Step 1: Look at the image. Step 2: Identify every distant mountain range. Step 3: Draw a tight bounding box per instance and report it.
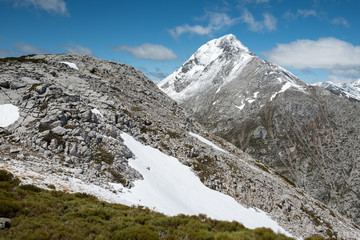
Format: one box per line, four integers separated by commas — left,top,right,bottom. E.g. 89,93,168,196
159,34,360,227
313,80,360,102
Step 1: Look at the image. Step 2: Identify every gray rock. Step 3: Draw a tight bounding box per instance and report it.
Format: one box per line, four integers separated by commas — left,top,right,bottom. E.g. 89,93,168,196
52,126,67,136
10,148,22,154
35,84,47,95
0,218,10,230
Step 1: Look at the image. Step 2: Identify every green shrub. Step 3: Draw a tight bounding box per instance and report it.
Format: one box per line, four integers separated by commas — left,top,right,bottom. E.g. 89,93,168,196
113,225,158,240
19,184,43,192
74,192,97,201
92,144,114,165
0,200,22,218
0,170,20,186
304,236,326,240
214,220,245,232
0,55,47,65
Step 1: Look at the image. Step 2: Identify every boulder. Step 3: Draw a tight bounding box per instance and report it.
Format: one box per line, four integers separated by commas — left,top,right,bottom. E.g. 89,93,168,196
0,218,10,230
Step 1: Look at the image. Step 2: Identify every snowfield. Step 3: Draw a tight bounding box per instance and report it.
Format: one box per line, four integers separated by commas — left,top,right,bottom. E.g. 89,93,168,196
0,104,20,127
189,132,226,153
119,133,291,236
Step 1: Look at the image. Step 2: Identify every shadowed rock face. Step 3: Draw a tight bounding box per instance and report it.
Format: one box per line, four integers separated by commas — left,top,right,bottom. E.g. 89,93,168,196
159,35,360,226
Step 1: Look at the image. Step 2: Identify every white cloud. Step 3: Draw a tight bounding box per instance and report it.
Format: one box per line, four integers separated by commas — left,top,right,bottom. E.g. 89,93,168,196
241,9,277,32
0,49,10,57
14,0,68,15
112,43,178,61
62,45,93,56
14,42,47,54
297,9,317,18
331,17,349,27
284,9,317,19
169,25,211,38
168,12,239,38
263,38,360,83
149,72,167,79
263,13,277,31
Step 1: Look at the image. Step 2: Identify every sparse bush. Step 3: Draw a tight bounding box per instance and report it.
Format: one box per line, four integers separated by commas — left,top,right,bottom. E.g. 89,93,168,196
167,130,181,139
19,184,42,192
304,236,326,240
113,225,158,240
92,144,114,165
0,55,47,65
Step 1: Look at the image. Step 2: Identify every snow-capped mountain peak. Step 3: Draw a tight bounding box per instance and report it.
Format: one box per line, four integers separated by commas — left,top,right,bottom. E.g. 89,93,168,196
352,78,360,90
158,34,255,102
313,80,360,102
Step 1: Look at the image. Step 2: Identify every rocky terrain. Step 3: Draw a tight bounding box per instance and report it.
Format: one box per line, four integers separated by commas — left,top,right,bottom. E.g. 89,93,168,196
0,54,359,238
313,80,360,102
159,34,360,229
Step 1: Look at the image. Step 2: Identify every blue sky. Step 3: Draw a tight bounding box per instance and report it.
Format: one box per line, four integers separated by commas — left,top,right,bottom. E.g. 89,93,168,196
0,0,359,84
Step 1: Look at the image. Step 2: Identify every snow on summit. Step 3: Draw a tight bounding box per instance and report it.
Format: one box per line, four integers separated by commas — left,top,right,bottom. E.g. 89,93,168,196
158,34,254,103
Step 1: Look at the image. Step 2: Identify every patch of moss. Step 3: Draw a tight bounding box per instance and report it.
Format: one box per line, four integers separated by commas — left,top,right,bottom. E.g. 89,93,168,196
275,172,296,187
131,106,142,112
42,131,65,148
184,144,194,149
166,130,181,139
108,168,126,186
160,142,170,151
28,83,43,92
254,162,270,173
92,144,114,165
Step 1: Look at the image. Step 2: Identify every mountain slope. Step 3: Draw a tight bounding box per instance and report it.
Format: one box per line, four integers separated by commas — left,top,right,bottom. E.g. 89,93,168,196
159,35,360,227
1,54,359,238
313,80,360,102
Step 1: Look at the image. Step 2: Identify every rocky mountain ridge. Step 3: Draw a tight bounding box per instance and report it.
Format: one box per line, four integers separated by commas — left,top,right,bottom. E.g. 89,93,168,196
0,54,359,238
313,80,360,102
159,35,360,228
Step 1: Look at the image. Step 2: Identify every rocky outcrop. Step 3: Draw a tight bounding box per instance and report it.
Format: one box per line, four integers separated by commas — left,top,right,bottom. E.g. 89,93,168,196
0,54,359,238
159,35,360,229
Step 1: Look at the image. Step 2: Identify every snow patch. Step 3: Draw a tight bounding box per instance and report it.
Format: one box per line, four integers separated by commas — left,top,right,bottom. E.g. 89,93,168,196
91,108,103,118
270,82,305,101
189,132,226,153
61,61,79,70
0,104,20,127
120,133,290,235
235,100,246,111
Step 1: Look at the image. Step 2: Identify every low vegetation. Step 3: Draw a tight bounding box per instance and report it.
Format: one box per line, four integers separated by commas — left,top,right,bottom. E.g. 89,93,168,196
0,169,309,240
0,55,47,65
92,144,114,165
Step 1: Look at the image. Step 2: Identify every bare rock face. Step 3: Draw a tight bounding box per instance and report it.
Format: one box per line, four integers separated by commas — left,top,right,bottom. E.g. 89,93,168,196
159,34,360,228
0,53,359,238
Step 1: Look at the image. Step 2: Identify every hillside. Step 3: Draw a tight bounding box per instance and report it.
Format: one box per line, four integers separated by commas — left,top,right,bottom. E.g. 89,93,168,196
159,34,360,229
0,54,359,238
